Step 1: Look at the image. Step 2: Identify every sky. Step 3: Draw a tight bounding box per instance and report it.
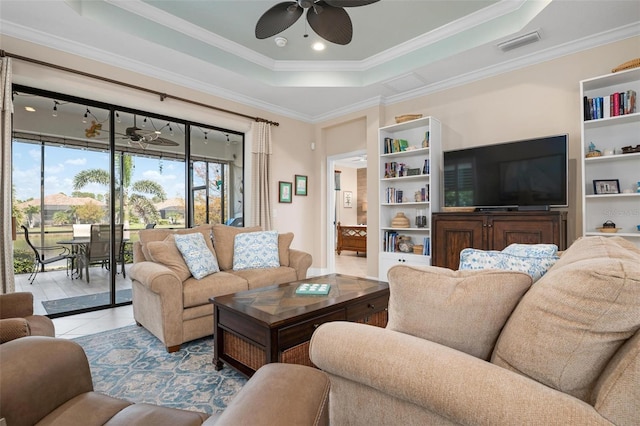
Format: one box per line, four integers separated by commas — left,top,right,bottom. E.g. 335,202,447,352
12,141,186,202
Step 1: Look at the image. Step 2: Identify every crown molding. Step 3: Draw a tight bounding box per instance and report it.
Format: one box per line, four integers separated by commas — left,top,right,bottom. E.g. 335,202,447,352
317,22,640,122
0,20,311,122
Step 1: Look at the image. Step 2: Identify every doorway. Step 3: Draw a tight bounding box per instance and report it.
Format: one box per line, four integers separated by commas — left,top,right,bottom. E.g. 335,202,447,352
326,150,367,276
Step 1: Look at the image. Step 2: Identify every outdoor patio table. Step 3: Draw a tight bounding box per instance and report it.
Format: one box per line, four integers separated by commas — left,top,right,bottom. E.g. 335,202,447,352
56,238,89,279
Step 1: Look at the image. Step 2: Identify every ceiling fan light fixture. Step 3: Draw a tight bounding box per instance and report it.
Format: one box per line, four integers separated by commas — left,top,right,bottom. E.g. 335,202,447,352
312,42,325,51
275,36,288,47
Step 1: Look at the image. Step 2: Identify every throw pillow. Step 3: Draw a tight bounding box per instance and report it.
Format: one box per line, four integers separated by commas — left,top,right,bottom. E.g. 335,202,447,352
233,231,280,271
174,233,220,279
145,234,191,281
459,248,558,282
387,265,533,360
491,237,640,401
502,243,558,257
278,232,294,267
212,224,262,270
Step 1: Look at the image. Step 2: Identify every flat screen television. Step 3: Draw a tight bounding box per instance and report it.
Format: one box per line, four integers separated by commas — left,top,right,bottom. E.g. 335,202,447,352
443,134,568,209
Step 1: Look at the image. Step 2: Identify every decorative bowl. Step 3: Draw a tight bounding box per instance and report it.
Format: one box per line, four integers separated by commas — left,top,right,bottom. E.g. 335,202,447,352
596,227,621,233
395,114,423,124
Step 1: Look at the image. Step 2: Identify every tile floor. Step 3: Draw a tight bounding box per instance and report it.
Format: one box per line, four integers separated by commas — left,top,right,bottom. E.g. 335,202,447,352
48,252,368,339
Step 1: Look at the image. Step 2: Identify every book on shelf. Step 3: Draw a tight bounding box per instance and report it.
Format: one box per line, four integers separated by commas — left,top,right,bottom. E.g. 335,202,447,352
422,237,431,256
383,138,411,154
383,231,398,252
584,90,636,121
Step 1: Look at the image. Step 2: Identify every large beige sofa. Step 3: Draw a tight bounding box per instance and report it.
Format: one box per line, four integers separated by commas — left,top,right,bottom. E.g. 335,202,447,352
130,224,312,352
310,236,640,425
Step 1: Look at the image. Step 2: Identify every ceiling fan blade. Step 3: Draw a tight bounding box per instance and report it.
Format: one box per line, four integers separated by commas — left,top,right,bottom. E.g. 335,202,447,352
324,0,380,7
307,2,352,45
146,137,179,147
255,2,303,39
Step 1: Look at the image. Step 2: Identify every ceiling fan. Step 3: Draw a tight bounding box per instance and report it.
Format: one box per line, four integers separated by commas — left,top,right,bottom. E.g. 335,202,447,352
255,0,380,46
122,116,179,149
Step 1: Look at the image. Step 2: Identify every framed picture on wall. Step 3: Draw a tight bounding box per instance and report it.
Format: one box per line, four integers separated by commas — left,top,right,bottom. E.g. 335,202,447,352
279,181,292,203
295,175,307,196
343,191,353,208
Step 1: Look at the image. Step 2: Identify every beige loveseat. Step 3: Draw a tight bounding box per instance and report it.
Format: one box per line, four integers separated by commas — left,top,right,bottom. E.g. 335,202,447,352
310,236,640,425
130,224,312,352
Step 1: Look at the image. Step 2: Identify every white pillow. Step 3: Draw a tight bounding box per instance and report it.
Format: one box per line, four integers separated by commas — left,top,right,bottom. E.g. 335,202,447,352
459,248,558,282
174,233,220,279
233,230,280,271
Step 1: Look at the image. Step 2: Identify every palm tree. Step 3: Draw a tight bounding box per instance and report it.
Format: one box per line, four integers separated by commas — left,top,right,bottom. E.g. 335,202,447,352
73,154,167,224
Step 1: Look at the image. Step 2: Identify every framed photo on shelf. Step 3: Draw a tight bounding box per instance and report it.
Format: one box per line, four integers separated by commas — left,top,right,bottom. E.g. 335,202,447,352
593,179,620,195
295,175,308,196
343,191,353,208
279,181,292,203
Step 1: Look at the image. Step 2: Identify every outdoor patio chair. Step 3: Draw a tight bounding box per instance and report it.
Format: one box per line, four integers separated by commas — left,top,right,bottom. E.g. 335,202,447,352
77,224,125,283
21,226,73,285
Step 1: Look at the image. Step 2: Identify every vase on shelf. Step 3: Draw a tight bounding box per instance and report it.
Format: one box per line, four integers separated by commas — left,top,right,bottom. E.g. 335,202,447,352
391,212,410,228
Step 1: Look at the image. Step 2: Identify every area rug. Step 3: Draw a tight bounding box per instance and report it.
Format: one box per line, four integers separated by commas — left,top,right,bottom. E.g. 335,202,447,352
42,289,132,314
73,325,247,415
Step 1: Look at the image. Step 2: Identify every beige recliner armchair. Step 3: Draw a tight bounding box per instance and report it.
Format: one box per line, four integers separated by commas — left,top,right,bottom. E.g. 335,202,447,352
0,292,55,343
0,336,330,426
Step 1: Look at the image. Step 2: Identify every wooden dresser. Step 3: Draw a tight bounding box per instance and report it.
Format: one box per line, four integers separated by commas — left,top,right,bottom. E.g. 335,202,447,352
432,211,567,270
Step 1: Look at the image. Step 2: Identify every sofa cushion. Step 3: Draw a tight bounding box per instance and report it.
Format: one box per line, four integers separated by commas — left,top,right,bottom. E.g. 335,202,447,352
212,224,262,270
491,236,640,401
174,233,220,280
145,234,191,282
138,225,215,262
278,233,294,267
459,248,559,282
183,271,249,308
233,231,280,271
229,267,298,290
386,265,533,360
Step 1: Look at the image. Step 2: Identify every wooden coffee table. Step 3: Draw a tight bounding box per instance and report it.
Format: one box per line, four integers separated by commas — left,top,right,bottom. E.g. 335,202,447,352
210,273,389,377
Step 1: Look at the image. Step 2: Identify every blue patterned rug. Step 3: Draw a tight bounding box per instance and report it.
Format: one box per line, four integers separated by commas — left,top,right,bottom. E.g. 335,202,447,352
73,325,247,415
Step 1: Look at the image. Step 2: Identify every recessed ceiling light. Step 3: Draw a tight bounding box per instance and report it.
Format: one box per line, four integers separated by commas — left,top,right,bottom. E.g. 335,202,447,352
312,42,325,51
24,106,36,112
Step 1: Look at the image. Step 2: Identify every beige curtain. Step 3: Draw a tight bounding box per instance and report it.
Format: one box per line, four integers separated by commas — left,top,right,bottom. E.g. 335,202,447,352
250,121,273,230
1,57,15,294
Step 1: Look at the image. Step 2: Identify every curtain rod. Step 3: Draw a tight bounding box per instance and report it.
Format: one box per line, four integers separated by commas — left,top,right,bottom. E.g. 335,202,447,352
1,50,279,126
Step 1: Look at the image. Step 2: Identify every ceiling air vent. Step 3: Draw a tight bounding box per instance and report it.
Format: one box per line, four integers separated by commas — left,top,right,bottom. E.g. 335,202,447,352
497,30,541,52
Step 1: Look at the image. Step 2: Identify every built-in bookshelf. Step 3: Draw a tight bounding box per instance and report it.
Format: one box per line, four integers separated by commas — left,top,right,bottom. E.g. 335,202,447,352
580,67,640,248
378,117,441,281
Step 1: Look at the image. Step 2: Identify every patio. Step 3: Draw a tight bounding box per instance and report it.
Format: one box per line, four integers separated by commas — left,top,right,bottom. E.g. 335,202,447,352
14,263,132,316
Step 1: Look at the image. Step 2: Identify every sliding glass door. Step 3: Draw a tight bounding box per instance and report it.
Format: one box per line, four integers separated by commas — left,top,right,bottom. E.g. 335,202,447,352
11,86,244,317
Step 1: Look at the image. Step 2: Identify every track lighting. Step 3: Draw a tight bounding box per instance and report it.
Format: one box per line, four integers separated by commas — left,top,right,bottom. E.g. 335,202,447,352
116,112,121,123
82,108,90,123
142,117,147,128
52,101,58,117
204,131,208,144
